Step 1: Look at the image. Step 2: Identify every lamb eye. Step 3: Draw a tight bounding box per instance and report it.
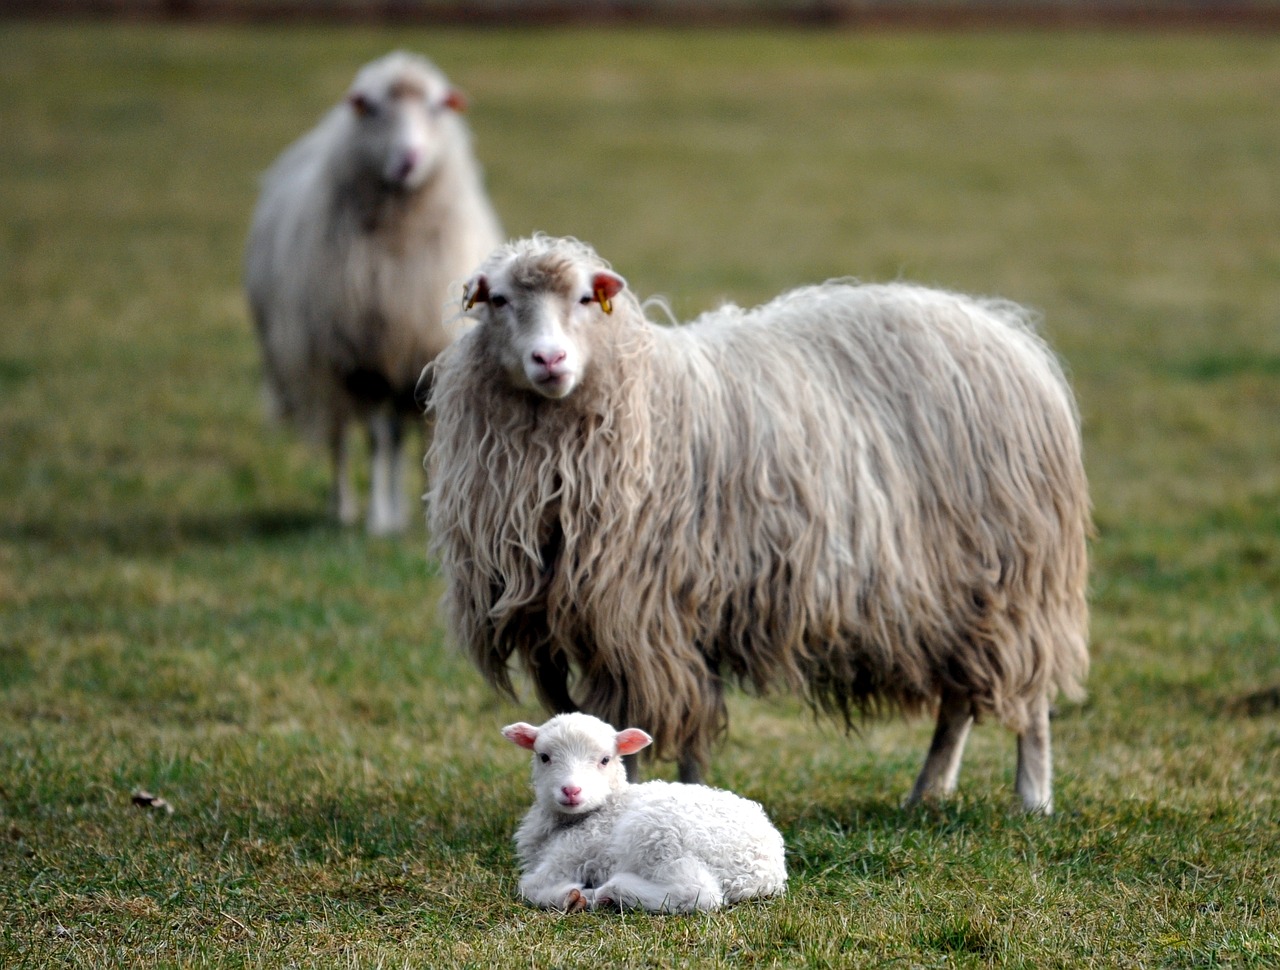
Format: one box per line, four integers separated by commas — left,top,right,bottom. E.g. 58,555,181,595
579,295,592,305
600,756,611,766
490,294,509,309
539,753,550,764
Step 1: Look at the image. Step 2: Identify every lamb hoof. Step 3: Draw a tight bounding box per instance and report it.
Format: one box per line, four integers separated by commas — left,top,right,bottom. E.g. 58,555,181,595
564,888,588,913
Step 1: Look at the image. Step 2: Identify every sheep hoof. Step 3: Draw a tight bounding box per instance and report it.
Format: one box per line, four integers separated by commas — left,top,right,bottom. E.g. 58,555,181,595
564,888,588,913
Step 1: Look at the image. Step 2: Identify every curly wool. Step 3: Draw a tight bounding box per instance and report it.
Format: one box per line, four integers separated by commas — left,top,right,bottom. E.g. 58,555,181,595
506,713,787,913
428,236,1090,773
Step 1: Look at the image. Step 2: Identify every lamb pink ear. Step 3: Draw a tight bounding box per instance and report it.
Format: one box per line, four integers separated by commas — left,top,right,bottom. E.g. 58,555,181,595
591,271,626,315
464,274,489,310
442,88,468,113
615,728,652,756
502,722,540,750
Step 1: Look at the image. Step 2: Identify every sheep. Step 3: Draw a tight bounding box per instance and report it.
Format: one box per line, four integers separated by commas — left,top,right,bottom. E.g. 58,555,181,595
502,712,787,913
426,235,1090,814
245,51,502,534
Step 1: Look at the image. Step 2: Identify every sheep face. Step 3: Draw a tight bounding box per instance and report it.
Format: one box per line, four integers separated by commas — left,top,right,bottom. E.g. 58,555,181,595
463,256,626,400
503,714,651,816
346,54,466,191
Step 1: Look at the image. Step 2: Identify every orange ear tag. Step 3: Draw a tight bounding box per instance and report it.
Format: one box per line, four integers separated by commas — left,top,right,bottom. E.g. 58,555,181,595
595,287,613,315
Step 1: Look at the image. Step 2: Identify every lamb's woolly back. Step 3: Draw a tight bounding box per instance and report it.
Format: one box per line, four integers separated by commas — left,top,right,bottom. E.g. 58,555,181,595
430,236,1089,808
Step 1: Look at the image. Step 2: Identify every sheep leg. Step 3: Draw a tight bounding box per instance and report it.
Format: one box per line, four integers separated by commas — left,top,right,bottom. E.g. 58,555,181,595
677,755,704,785
906,688,974,806
675,673,718,784
366,410,407,535
620,747,700,785
1015,693,1054,815
386,411,408,526
328,414,359,526
587,860,724,913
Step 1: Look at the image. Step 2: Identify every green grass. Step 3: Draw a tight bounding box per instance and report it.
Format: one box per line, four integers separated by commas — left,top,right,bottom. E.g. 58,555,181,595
2,22,1279,968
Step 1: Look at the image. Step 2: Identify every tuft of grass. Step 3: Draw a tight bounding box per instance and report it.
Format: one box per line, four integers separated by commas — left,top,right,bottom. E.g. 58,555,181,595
2,22,1278,968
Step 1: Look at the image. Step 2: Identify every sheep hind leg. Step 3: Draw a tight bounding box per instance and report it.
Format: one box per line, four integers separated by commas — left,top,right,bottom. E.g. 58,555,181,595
366,410,407,536
328,414,359,527
1015,692,1054,815
906,688,974,806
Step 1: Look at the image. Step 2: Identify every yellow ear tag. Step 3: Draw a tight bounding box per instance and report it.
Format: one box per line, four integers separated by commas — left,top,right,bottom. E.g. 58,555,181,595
595,287,613,315
465,292,478,311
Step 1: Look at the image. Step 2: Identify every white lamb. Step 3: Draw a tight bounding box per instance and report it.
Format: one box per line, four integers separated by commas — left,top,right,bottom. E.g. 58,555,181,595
502,713,787,913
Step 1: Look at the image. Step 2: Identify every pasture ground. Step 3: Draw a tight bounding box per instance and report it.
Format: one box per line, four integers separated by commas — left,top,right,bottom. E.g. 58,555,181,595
1,23,1278,968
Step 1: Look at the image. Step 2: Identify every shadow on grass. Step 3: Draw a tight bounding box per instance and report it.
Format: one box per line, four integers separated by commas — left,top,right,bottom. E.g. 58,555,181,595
1,507,333,555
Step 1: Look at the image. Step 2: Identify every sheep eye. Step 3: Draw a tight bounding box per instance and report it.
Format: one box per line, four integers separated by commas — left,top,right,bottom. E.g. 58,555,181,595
539,753,550,764
579,295,592,306
600,756,611,766
490,294,509,309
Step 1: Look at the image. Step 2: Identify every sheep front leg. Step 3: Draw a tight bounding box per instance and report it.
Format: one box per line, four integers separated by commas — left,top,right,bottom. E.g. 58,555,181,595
621,751,702,784
677,755,703,785
1015,692,1054,815
328,413,359,526
367,409,407,535
906,688,974,806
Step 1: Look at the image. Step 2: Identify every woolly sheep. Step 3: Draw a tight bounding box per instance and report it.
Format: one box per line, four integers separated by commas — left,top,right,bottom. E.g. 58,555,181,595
427,235,1090,814
245,51,502,534
503,712,787,913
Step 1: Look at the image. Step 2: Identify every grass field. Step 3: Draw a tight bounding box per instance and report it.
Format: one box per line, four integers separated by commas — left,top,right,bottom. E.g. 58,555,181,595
2,22,1278,968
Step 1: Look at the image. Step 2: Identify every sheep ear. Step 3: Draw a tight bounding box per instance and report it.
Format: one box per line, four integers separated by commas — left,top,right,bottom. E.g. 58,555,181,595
591,271,626,315
502,722,539,750
615,728,652,756
348,92,375,118
464,274,490,311
441,88,468,113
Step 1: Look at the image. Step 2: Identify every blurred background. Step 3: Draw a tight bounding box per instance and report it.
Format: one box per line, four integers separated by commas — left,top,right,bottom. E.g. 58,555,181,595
4,0,1280,26
1,6,1277,966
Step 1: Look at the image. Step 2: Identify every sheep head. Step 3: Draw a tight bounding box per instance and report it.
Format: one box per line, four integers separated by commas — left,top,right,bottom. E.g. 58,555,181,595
503,713,652,816
462,239,627,401
345,51,468,191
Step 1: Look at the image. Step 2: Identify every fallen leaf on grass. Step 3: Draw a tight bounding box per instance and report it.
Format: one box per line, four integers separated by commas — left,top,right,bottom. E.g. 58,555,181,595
131,790,174,814
1225,684,1280,717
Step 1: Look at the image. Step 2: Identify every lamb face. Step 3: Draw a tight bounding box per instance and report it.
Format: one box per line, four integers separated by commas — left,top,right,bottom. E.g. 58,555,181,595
503,714,651,816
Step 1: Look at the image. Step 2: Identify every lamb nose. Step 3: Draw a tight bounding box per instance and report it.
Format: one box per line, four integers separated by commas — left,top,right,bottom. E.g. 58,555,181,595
561,786,582,799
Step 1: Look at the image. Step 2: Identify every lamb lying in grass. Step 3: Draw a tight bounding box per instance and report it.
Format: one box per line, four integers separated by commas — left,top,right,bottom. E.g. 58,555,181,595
502,713,787,913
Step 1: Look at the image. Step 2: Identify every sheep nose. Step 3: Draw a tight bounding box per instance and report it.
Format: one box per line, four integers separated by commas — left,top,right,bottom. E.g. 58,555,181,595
532,348,567,368
394,149,419,183
561,785,582,800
